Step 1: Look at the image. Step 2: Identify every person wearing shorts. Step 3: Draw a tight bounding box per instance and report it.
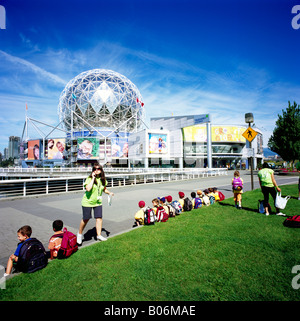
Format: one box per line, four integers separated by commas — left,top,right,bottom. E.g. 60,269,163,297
77,164,114,244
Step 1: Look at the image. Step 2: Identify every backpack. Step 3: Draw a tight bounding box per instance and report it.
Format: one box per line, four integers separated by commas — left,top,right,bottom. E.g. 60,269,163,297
194,197,202,209
53,228,78,259
183,197,193,211
144,207,156,225
283,215,300,228
156,206,169,222
171,200,182,215
232,177,243,191
258,200,271,214
209,195,215,205
218,192,225,201
167,205,176,217
17,238,48,273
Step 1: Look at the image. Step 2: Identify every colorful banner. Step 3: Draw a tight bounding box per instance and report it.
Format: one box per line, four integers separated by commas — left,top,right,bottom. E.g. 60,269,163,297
111,138,128,158
28,140,40,160
77,138,100,160
183,126,246,143
148,133,168,154
47,138,66,160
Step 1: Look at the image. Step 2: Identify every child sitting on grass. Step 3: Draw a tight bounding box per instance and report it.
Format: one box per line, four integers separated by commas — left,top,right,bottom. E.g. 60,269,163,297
4,225,32,276
133,201,146,227
48,220,64,259
178,191,185,211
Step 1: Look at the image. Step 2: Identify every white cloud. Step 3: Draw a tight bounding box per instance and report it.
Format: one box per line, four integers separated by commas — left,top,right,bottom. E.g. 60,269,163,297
0,50,66,86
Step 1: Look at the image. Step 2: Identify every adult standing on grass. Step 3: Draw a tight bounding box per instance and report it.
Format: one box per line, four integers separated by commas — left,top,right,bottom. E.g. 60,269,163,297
257,162,283,216
77,164,114,244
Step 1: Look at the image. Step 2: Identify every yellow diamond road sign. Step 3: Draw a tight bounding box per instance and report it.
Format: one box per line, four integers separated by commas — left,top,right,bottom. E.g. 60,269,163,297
242,126,258,142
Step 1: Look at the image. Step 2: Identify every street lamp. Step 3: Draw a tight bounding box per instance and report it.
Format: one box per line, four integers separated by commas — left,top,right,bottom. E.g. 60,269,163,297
245,113,254,190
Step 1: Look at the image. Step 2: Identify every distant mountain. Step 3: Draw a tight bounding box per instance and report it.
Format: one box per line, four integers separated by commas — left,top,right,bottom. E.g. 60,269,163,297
263,148,278,158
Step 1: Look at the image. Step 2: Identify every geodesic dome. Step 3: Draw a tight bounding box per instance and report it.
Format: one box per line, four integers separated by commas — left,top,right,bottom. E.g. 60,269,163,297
58,69,145,132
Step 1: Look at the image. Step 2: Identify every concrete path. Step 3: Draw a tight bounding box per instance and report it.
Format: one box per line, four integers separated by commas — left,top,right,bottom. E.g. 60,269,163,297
0,171,298,267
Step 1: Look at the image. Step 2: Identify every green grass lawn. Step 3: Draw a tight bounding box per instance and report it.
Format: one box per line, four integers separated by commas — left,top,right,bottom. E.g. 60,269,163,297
1,184,300,301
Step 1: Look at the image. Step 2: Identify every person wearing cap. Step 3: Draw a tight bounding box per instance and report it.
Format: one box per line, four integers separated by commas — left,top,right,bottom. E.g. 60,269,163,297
165,195,176,217
133,200,146,227
178,191,185,211
166,195,173,204
158,197,169,216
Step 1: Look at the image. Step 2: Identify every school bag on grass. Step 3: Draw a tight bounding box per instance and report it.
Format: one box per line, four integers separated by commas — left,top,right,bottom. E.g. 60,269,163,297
194,197,202,209
171,200,182,215
258,200,271,214
17,238,48,273
156,206,169,222
218,192,225,201
53,228,78,259
144,207,156,225
183,197,193,211
283,215,300,228
209,195,215,205
167,205,176,217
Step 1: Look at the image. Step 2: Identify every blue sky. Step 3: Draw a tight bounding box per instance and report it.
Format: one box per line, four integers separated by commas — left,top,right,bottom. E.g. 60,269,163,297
0,0,300,153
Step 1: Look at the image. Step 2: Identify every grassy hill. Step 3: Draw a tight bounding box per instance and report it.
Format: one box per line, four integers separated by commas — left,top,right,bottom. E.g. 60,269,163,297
1,184,300,301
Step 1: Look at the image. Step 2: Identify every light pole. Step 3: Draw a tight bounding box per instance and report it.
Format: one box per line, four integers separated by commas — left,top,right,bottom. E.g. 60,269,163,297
245,113,254,190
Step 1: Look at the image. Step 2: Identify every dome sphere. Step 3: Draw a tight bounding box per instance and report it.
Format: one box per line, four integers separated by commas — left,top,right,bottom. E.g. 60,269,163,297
58,69,145,132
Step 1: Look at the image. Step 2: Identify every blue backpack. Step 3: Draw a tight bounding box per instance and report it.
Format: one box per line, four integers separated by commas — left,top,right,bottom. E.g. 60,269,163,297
194,197,202,209
171,201,182,215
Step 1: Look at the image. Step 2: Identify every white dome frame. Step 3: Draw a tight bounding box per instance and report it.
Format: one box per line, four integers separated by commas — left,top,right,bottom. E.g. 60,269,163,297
58,69,145,133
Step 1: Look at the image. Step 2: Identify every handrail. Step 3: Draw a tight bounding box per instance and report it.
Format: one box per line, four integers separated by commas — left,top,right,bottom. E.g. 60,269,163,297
0,168,227,200
0,167,228,174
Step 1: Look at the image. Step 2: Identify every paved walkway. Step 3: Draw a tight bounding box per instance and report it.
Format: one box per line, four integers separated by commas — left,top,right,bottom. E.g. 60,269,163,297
0,171,297,267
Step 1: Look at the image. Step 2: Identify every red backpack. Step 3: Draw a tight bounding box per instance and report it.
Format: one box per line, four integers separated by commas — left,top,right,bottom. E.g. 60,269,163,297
156,206,169,222
283,215,300,228
52,228,78,259
218,192,225,201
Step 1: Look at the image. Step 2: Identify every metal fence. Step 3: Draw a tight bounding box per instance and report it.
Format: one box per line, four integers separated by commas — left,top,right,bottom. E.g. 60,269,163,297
0,168,227,199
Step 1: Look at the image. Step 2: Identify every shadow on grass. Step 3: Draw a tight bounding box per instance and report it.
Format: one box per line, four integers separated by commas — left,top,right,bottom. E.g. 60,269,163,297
218,201,260,214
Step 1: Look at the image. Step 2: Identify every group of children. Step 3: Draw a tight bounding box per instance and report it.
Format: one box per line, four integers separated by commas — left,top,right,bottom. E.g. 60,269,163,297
133,187,226,226
4,171,244,277
134,170,245,226
3,220,72,277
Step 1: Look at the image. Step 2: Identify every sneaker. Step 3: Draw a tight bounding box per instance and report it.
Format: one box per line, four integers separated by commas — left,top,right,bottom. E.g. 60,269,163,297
265,212,269,216
298,197,300,200
276,212,286,216
77,233,83,245
97,235,107,241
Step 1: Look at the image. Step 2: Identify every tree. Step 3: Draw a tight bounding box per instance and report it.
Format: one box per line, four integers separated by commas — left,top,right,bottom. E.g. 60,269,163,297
268,101,300,165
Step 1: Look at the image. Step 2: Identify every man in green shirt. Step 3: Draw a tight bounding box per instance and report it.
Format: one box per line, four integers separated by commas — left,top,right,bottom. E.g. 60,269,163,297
258,162,282,216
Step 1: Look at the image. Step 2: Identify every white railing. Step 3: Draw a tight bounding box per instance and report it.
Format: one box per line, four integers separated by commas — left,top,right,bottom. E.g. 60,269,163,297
0,166,228,174
0,168,227,199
